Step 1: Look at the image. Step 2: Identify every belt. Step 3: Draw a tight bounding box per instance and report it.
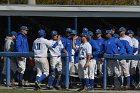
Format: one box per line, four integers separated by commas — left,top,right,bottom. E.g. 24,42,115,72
51,56,61,58
79,57,86,60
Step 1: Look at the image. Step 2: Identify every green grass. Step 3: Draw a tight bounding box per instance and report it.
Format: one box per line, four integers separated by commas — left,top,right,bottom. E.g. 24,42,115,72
0,89,60,93
0,89,107,93
0,89,78,93
1,89,138,93
1,89,68,93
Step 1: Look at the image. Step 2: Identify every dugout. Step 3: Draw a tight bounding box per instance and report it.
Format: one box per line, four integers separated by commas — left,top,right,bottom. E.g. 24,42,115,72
0,5,140,51
0,5,140,86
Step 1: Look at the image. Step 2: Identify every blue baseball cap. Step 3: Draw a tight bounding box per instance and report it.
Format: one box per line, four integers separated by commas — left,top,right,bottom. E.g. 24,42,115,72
10,31,17,37
20,26,29,30
105,30,112,34
95,29,102,34
71,30,77,35
88,31,93,36
119,27,126,32
66,28,72,33
38,29,46,37
127,30,134,35
81,33,89,37
83,27,88,33
51,30,58,35
113,34,120,38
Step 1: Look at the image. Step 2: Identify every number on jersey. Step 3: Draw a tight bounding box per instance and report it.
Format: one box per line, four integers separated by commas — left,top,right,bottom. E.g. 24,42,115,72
36,43,41,50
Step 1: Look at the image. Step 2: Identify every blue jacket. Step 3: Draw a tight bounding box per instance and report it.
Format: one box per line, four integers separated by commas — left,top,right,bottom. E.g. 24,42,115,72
16,32,29,52
88,38,100,58
103,37,124,55
95,37,105,60
61,36,72,62
120,40,133,55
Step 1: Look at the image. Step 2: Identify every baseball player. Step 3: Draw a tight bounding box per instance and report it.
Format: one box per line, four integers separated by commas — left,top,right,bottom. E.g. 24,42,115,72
95,29,105,86
2,31,17,86
127,30,139,88
103,30,125,89
33,29,56,90
16,26,29,87
119,27,133,89
70,30,81,88
135,29,140,88
61,28,73,88
61,28,72,63
72,30,81,68
75,33,92,91
70,30,77,75
47,31,67,89
87,31,100,90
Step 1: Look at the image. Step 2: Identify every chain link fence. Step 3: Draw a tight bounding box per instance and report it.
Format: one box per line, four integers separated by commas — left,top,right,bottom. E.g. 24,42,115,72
0,0,139,5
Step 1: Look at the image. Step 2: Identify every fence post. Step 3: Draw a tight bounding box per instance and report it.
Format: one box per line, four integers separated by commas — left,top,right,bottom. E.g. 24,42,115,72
65,54,69,89
6,57,10,87
103,59,107,90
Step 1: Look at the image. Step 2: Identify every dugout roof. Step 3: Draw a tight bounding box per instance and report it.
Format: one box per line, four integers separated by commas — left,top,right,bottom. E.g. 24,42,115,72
0,5,140,17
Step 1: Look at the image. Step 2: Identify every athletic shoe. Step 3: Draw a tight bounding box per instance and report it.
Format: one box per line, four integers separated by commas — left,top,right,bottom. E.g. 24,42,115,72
46,86,53,90
54,85,61,90
35,81,41,90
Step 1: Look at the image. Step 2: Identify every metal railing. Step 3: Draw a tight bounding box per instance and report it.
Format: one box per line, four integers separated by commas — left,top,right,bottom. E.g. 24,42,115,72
1,52,140,90
103,54,140,90
0,52,69,88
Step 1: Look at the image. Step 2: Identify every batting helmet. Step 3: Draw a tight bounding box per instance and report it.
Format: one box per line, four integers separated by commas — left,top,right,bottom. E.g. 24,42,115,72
82,27,88,33
105,30,112,34
81,33,89,37
51,30,58,35
20,26,29,30
9,31,17,37
127,30,134,35
38,29,46,37
113,34,120,38
119,27,126,32
71,30,77,35
66,28,72,33
95,29,102,34
88,31,94,36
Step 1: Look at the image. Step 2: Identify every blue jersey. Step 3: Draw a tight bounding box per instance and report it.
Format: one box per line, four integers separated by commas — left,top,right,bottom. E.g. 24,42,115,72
95,37,104,60
120,40,133,55
61,36,72,62
16,32,29,52
103,37,124,55
88,38,100,58
74,38,81,63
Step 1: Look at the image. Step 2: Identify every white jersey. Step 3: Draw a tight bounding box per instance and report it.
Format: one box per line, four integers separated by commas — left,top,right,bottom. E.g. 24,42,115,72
120,35,133,47
32,37,52,57
49,40,64,57
132,37,139,55
79,42,92,58
4,36,15,52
